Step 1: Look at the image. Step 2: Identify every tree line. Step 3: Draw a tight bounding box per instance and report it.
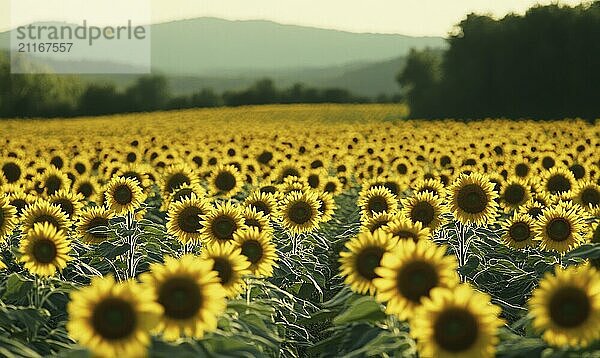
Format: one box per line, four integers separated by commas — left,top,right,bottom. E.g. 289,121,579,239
0,53,382,118
398,2,600,120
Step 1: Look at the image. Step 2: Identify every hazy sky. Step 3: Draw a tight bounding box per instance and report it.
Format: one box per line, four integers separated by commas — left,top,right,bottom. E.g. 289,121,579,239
0,0,587,36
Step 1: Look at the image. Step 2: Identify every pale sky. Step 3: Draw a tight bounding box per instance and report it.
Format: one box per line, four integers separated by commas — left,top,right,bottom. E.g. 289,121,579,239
0,0,587,36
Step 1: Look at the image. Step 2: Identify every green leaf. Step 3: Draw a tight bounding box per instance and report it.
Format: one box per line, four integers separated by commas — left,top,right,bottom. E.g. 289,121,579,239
565,244,600,260
95,240,130,260
333,296,386,325
2,273,33,304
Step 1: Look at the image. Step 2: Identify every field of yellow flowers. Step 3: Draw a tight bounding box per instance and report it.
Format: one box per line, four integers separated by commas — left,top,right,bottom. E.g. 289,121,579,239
0,104,599,357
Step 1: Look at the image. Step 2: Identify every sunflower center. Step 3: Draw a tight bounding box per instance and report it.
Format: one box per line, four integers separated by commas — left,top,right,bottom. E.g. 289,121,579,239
33,215,61,230
167,173,191,192
504,184,525,205
215,172,236,192
308,175,320,189
384,182,400,196
126,152,137,162
288,201,312,225
32,239,57,264
113,185,133,205
177,206,203,233
50,156,64,169
546,218,571,242
92,297,137,340
281,168,299,180
212,216,236,240
10,199,27,214
245,218,261,230
212,257,234,285
397,260,438,302
260,185,277,195
367,196,388,214
369,222,387,233
542,157,555,169
257,151,273,165
570,164,585,179
434,308,479,352
456,184,488,214
77,183,93,198
172,188,194,203
392,230,418,241
410,201,435,226
241,240,263,264
397,163,408,175
2,162,21,183
158,277,202,320
546,175,571,194
74,163,86,174
528,207,543,219
581,188,600,207
515,163,529,177
324,182,337,193
87,217,110,239
549,286,590,328
251,201,270,216
53,199,75,217
45,176,61,195
0,210,4,227
356,247,385,280
509,222,530,242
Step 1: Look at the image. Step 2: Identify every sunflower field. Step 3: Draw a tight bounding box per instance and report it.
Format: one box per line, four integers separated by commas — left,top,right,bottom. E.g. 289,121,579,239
0,104,599,357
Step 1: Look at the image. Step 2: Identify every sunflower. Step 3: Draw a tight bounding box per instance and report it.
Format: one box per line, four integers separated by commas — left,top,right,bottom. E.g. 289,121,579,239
104,177,146,215
244,190,277,217
448,173,499,226
362,212,397,234
401,191,446,231
19,222,72,276
140,254,226,340
357,186,399,219
73,175,101,203
48,189,84,220
529,265,600,348
160,164,199,198
166,194,212,244
1,158,26,184
162,182,206,211
208,164,244,198
315,191,336,223
242,207,273,236
200,241,251,297
573,181,600,216
373,240,459,320
533,203,586,253
322,176,343,196
520,199,546,220
201,202,246,244
382,216,431,243
233,227,278,277
278,191,322,234
6,190,35,215
411,284,503,358
0,195,18,242
541,167,576,198
339,230,399,295
413,178,446,198
21,200,70,233
278,175,309,195
500,178,531,212
77,207,115,244
501,212,536,249
67,275,162,357
35,167,71,196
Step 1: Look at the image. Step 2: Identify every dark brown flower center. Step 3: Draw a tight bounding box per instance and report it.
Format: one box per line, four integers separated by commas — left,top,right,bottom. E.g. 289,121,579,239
52,199,75,217
32,239,57,264
215,171,236,192
45,176,62,195
457,184,488,214
549,286,590,328
177,206,203,233
86,217,110,240
367,196,388,214
581,188,600,207
77,183,94,198
504,184,525,205
397,260,438,302
434,308,479,352
33,214,61,230
212,216,236,241
92,297,137,340
410,201,435,227
546,174,571,194
356,247,385,280
212,257,233,285
167,173,191,192
113,185,133,205
288,201,313,225
2,162,21,183
158,277,202,320
241,240,263,264
509,222,531,242
546,218,571,242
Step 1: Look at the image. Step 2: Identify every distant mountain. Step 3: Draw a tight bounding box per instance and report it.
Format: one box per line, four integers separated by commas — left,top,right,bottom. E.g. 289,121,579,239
0,17,444,75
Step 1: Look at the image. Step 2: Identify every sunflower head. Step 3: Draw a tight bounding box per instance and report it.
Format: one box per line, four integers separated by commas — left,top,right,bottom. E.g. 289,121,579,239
201,202,246,244
21,200,70,233
77,206,115,244
67,276,163,357
339,230,398,295
140,255,226,341
201,241,251,297
104,176,146,215
244,190,277,217
401,191,446,231
382,216,431,243
373,240,459,320
529,265,600,347
209,164,244,198
534,203,585,253
501,212,536,249
278,191,322,234
358,186,399,219
0,195,18,242
19,222,72,276
448,173,499,226
233,227,277,277
167,194,212,244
